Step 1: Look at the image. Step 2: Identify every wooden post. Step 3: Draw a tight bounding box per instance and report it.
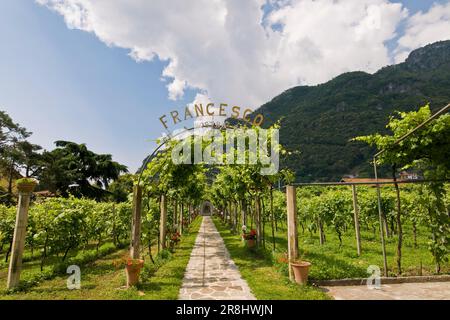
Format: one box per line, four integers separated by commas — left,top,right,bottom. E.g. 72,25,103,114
224,203,228,223
233,202,238,233
228,202,232,227
286,186,299,282
160,194,167,250
374,159,388,277
241,199,247,227
270,187,276,251
179,202,184,234
130,185,142,259
173,200,178,231
7,181,37,289
351,185,362,256
188,204,192,225
255,195,262,247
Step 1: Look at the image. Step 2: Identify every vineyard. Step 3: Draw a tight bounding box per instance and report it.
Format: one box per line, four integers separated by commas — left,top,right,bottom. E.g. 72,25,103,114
0,199,131,290
212,185,449,281
0,195,202,297
0,104,449,300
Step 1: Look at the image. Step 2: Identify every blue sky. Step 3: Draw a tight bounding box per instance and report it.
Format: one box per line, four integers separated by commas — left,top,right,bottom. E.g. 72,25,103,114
0,1,198,171
1,0,449,172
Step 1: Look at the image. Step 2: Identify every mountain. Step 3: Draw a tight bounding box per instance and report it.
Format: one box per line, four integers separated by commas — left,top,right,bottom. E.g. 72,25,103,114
255,40,450,182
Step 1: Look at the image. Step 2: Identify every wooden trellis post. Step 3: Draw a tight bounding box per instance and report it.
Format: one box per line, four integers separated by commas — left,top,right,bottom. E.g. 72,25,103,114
255,195,262,247
351,185,362,256
286,186,299,282
173,200,178,230
188,204,192,225
130,184,142,259
241,199,247,227
160,194,167,250
7,180,37,290
179,202,183,234
233,202,238,233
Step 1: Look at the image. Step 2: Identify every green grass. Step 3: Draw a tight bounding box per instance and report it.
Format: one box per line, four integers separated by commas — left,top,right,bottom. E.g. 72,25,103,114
213,217,331,300
0,242,120,293
0,216,201,300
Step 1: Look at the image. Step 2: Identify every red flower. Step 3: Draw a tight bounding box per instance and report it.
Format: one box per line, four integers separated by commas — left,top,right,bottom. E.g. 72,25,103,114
242,229,257,240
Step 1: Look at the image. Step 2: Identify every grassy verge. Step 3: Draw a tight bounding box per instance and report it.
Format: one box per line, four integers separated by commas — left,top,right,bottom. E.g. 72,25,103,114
213,217,330,300
0,242,121,293
0,216,201,300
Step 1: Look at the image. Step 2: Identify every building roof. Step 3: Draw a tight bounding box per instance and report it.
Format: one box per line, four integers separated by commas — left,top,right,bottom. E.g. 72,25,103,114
34,190,56,197
340,178,395,187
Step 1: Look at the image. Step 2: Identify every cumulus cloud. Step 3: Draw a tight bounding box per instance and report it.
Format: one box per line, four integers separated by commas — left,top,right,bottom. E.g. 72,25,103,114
37,0,413,109
265,0,407,85
394,2,450,63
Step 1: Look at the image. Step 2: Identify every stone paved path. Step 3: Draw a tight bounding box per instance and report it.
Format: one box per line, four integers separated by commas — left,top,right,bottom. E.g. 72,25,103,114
325,282,450,300
179,216,256,300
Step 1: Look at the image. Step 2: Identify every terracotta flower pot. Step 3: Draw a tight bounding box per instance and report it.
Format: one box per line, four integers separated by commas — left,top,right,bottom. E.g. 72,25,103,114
125,260,144,287
290,261,311,285
246,239,256,248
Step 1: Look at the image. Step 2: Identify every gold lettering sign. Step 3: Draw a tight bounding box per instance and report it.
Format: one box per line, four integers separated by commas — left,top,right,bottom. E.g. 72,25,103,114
159,102,264,130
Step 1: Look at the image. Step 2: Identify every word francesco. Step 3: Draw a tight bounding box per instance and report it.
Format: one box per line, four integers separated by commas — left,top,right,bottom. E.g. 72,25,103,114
159,102,264,129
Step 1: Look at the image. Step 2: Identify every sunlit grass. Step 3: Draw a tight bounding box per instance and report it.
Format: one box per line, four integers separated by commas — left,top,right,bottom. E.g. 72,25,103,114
213,217,331,300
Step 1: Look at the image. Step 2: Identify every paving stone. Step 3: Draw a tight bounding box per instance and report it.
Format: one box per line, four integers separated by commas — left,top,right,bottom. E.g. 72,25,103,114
324,282,450,300
228,286,243,291
178,216,256,300
200,288,214,294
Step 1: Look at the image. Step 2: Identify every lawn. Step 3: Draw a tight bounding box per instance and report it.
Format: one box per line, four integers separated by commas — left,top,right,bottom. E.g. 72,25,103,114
213,217,331,300
0,216,201,300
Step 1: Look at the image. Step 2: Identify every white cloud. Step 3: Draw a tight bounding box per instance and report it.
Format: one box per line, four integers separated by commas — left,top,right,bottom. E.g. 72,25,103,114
37,0,408,109
395,2,450,63
266,0,407,85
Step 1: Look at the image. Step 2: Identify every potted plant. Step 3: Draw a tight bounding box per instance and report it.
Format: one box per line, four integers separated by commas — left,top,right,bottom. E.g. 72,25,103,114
290,255,311,285
169,231,181,250
114,254,145,288
16,178,38,193
242,227,257,248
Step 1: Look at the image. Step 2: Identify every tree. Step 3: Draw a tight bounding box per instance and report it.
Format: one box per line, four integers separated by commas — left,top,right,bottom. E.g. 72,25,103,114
0,110,29,150
107,173,135,203
38,141,128,199
0,110,40,204
209,123,294,247
355,104,450,273
16,140,43,177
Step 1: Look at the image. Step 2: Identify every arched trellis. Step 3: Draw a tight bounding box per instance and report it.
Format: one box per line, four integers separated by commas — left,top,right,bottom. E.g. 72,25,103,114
200,201,214,216
130,123,240,259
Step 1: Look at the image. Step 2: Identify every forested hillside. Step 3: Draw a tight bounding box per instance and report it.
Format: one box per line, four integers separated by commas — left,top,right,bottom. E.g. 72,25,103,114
255,40,450,181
